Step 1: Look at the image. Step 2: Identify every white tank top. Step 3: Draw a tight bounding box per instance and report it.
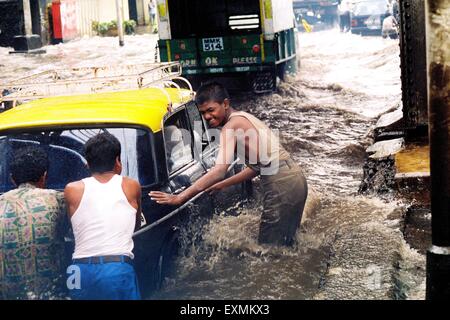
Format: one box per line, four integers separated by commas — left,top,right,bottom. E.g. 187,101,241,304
71,175,137,259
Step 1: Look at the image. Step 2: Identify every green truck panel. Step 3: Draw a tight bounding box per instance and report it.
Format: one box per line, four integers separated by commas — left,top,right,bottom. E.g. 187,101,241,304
158,33,279,74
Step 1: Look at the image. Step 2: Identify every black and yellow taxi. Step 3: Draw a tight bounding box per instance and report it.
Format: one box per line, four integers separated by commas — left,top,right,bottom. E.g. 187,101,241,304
0,67,247,296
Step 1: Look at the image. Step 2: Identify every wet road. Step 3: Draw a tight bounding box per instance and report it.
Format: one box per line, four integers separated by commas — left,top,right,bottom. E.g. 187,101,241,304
0,30,426,299
152,30,425,300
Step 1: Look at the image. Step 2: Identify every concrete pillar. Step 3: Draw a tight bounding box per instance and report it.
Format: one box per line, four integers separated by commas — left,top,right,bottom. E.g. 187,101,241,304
10,0,44,53
116,0,125,46
425,0,450,300
22,0,33,35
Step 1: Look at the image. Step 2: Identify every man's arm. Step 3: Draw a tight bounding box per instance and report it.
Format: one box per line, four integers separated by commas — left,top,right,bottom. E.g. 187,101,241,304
150,119,239,205
205,166,257,195
122,177,142,231
64,181,85,219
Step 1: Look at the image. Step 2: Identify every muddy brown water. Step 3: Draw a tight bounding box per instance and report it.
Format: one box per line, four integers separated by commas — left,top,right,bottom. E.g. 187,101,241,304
152,31,425,300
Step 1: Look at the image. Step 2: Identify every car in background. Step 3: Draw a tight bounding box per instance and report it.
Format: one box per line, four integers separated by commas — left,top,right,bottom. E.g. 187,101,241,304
293,0,341,32
350,0,388,36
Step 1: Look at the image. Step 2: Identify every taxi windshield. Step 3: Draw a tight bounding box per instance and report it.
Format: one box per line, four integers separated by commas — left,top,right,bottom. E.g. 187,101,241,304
0,127,156,192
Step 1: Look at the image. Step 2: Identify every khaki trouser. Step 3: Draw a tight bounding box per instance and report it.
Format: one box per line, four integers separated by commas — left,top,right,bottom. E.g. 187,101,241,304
258,158,308,246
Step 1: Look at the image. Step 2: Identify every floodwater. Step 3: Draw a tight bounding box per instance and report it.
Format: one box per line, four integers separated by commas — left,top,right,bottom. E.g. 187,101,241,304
0,30,426,300
151,31,425,300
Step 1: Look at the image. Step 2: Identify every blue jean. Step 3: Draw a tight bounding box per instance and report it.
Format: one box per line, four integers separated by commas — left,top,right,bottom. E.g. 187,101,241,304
68,260,141,300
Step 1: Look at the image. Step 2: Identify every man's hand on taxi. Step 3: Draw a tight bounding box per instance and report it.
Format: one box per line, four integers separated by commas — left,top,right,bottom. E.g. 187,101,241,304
149,191,183,206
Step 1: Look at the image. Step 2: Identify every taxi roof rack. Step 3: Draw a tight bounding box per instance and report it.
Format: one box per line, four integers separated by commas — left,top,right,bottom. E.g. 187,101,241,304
0,62,193,108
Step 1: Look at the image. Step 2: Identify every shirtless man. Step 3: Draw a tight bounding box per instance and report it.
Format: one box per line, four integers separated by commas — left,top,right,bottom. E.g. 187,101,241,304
150,82,308,246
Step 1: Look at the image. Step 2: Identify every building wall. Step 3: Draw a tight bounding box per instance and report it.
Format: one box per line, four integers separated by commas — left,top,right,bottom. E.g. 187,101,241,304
75,0,99,37
75,0,129,37
135,0,143,25
0,0,132,46
136,0,151,25
97,0,129,22
60,0,78,40
125,0,151,26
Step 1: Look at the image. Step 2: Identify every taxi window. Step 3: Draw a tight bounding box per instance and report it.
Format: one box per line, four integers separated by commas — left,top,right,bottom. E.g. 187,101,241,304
186,101,211,154
163,110,194,174
0,127,156,193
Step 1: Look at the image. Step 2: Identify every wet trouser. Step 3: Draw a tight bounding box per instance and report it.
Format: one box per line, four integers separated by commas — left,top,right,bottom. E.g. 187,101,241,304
258,158,308,246
68,256,141,300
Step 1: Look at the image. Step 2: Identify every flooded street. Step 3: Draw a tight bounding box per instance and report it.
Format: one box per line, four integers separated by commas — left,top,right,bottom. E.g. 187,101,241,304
0,30,426,300
153,30,425,300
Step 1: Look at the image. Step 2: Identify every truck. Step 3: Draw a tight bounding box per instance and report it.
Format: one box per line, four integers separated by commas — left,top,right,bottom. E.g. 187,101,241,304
293,0,341,31
156,0,298,93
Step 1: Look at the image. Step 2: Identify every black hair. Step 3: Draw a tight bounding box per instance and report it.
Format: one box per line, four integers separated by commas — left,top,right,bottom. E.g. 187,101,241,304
84,132,121,173
194,81,230,106
11,146,49,185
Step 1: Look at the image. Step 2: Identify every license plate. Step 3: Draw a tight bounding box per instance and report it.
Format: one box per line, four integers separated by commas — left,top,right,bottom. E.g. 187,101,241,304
202,37,224,52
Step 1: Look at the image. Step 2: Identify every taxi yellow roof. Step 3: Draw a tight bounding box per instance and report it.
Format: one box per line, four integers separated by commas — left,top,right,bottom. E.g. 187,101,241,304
0,87,192,133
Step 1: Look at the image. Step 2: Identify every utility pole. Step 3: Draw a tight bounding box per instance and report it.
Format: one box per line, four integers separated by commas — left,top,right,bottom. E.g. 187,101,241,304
22,0,33,36
425,0,450,300
116,0,125,46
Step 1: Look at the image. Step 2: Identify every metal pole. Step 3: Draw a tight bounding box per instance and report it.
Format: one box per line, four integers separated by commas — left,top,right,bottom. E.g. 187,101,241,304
425,0,450,300
22,0,33,35
116,0,125,46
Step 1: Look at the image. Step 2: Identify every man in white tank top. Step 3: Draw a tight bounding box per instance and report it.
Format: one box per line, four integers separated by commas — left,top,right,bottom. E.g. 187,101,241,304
64,132,142,299
150,82,308,246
